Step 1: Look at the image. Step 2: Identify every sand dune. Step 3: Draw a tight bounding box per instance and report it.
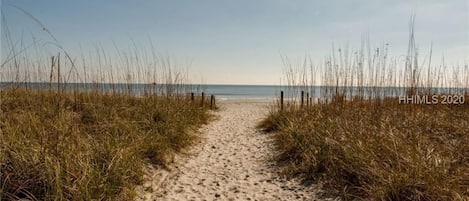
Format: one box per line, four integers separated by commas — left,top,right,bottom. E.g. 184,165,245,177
136,100,335,201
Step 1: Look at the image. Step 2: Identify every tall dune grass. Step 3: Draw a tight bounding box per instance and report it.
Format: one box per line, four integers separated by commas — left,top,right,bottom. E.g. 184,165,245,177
0,49,212,200
260,20,469,200
1,88,210,200
0,12,212,200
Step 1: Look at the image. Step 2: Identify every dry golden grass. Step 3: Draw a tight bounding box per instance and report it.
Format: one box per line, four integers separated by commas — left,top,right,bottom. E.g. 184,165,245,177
259,96,469,200
0,87,210,200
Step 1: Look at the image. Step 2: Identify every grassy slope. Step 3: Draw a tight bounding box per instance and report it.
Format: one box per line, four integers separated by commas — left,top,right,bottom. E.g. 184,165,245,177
259,98,469,200
0,88,210,200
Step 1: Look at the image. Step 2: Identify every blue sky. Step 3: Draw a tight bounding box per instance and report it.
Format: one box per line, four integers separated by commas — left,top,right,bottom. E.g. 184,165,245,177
1,0,468,84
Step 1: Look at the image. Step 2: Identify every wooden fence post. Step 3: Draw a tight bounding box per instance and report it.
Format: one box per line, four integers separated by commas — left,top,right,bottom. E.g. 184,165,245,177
201,92,205,107
49,56,55,90
191,92,194,102
280,91,284,111
210,94,215,110
306,92,310,107
301,91,304,107
57,53,61,93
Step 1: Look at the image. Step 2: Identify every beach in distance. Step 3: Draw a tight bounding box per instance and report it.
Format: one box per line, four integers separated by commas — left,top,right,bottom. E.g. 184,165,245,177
3,82,466,100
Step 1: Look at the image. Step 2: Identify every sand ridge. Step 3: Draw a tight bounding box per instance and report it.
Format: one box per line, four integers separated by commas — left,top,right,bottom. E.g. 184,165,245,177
136,101,333,201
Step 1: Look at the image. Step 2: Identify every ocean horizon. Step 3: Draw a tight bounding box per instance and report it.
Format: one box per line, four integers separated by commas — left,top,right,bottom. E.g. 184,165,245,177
1,82,468,100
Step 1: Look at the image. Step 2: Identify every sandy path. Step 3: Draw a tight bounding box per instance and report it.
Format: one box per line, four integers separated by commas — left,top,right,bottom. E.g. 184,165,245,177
136,101,332,201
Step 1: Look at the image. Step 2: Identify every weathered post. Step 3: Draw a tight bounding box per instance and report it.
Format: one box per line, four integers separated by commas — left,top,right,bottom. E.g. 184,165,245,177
306,92,310,107
57,53,61,93
210,94,215,110
301,91,304,107
201,92,205,107
280,91,284,111
49,56,55,90
191,92,195,102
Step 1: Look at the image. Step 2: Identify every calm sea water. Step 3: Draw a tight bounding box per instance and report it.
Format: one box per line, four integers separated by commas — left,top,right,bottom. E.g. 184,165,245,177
1,82,467,100
202,85,281,99
0,82,282,99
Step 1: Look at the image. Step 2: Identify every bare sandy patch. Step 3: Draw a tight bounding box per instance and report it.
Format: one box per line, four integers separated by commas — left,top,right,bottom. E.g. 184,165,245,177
136,101,336,201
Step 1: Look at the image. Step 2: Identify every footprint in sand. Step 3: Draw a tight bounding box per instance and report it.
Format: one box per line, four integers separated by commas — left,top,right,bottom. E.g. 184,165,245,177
136,100,337,201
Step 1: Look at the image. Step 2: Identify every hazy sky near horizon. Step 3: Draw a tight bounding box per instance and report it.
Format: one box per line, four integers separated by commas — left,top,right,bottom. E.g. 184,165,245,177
1,0,468,84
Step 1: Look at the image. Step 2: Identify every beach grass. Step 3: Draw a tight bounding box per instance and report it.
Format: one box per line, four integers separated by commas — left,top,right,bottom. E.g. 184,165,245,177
0,9,216,199
259,21,469,200
260,97,468,200
0,86,210,200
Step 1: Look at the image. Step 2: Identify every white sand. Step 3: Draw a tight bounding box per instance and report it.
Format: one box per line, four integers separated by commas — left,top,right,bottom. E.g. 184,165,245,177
136,100,335,201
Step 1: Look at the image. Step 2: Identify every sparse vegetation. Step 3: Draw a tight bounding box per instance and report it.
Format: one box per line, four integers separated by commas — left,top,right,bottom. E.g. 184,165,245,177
260,98,468,200
0,86,210,200
260,21,469,200
0,11,212,199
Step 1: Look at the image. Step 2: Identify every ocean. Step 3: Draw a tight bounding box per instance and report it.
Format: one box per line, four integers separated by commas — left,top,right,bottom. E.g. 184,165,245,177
1,82,467,100
0,82,282,99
